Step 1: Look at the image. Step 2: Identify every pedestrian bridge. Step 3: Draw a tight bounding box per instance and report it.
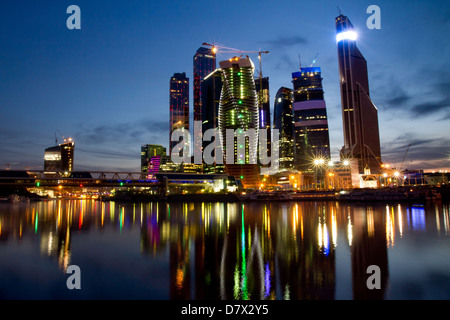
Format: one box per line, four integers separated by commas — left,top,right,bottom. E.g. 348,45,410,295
0,170,240,192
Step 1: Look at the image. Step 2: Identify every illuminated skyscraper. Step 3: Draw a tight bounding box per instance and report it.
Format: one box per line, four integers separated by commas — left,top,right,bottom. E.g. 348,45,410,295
201,68,223,172
292,67,330,171
44,137,74,176
218,56,259,187
194,47,216,122
193,47,216,157
255,76,271,164
169,72,189,156
336,14,382,175
273,87,294,171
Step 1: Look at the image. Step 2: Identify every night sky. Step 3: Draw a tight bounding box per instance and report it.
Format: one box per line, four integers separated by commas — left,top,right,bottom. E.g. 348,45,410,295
1,0,449,172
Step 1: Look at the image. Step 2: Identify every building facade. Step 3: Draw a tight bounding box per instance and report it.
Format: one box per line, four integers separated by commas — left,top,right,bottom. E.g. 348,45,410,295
201,68,223,173
169,72,189,157
218,56,260,188
336,14,382,175
273,87,294,171
44,138,74,176
292,67,331,172
255,76,271,163
193,47,216,157
141,144,167,172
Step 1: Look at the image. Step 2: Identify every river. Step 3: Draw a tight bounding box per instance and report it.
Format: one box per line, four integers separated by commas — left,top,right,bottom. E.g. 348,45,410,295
0,199,449,299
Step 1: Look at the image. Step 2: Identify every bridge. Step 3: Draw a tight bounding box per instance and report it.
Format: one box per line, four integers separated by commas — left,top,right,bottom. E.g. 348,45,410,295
0,170,240,194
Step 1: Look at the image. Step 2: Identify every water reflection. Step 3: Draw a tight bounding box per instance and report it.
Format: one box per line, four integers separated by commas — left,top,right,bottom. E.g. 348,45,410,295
0,200,449,299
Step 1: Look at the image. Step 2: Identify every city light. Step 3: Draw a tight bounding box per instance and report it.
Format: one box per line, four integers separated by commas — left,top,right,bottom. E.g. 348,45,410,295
336,30,357,42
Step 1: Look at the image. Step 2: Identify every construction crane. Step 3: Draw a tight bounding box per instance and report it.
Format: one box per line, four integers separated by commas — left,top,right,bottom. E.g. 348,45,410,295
202,42,269,79
400,144,411,171
202,42,270,119
310,53,319,67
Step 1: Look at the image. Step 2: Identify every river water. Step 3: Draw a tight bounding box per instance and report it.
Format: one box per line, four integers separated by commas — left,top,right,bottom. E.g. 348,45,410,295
0,199,449,300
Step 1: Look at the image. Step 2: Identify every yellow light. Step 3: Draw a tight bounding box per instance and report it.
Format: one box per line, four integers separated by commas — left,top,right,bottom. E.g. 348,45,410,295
394,171,400,177
343,160,350,166
212,47,217,54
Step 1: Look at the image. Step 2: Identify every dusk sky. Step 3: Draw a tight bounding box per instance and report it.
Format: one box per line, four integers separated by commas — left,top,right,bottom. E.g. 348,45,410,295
1,0,449,172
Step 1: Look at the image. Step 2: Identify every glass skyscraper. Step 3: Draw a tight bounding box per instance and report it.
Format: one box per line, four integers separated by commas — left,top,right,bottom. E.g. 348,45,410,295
273,87,294,171
336,14,382,175
255,76,271,163
201,68,223,172
193,47,216,157
292,67,331,172
218,56,260,187
169,72,189,156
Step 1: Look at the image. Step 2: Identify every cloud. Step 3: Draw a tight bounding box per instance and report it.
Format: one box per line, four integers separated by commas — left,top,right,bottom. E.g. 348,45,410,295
263,35,308,48
75,118,167,145
411,98,450,117
381,134,450,170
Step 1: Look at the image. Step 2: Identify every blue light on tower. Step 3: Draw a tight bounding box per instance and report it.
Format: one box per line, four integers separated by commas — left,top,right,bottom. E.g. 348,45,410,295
336,30,357,42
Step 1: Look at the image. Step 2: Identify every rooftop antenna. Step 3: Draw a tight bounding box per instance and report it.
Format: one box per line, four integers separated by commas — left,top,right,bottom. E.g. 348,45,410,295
337,6,342,15
298,54,302,70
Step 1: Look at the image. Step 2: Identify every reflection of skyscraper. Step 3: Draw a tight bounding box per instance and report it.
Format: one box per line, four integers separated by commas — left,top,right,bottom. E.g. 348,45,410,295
219,56,260,188
336,14,382,175
292,67,330,171
44,138,74,175
350,205,389,299
273,87,294,171
169,72,189,156
194,47,216,156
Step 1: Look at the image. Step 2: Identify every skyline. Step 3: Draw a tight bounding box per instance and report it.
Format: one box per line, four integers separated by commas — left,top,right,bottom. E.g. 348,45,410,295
1,0,449,172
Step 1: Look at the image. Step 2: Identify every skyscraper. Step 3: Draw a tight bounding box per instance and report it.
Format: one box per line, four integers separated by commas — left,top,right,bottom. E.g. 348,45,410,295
194,47,216,158
44,137,74,176
218,56,259,187
169,72,189,156
273,87,294,171
201,68,223,172
255,76,271,164
336,14,382,175
292,67,331,171
194,47,216,122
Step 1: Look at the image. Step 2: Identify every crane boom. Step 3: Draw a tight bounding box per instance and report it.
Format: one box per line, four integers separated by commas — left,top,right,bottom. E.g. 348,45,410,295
400,144,411,170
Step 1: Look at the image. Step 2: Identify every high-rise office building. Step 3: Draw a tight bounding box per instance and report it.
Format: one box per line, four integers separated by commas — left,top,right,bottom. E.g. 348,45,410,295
201,68,223,172
194,47,216,122
292,67,331,172
141,144,167,172
273,87,294,171
169,72,189,156
218,56,259,187
336,14,382,175
255,76,271,164
44,137,74,175
194,47,216,158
